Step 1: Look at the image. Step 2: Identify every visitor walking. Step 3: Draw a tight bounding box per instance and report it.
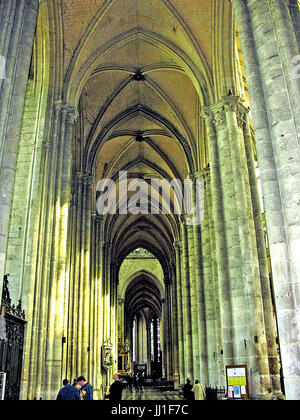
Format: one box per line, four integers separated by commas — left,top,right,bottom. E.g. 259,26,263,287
192,380,206,401
109,373,124,402
137,374,144,394
128,373,134,393
183,378,194,401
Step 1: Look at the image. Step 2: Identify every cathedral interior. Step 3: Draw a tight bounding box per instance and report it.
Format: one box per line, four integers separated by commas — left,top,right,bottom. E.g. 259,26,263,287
0,0,300,401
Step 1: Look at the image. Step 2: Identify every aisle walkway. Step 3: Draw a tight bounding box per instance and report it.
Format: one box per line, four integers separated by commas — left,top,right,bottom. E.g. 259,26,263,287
122,388,182,401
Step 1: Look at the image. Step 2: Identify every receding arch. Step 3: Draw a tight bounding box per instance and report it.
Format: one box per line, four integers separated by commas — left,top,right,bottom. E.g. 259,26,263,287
119,269,165,301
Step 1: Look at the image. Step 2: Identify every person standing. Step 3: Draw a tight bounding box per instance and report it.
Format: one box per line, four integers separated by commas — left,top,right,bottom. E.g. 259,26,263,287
192,380,206,401
109,373,124,402
77,376,94,400
56,379,81,400
138,373,144,394
183,378,194,401
72,380,84,400
128,373,133,393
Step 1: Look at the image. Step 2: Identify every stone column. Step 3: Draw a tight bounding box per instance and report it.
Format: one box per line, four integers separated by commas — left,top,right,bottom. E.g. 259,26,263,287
190,172,209,384
267,0,300,136
0,0,40,297
203,95,279,398
43,103,78,399
160,300,166,378
118,298,125,345
243,117,281,395
73,172,83,376
153,316,158,364
205,168,225,386
165,280,174,380
94,215,104,396
233,0,300,399
146,325,151,376
170,262,179,378
110,261,118,374
81,175,93,377
196,168,219,386
174,241,185,383
179,219,193,379
202,109,234,376
24,101,61,399
89,213,96,387
185,218,200,380
288,0,300,49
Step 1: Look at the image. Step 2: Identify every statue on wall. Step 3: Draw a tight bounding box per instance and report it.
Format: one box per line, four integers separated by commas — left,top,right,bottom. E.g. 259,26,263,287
102,339,113,369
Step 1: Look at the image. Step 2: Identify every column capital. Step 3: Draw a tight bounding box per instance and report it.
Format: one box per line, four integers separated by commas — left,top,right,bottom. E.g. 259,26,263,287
95,214,104,225
52,101,78,124
180,214,195,228
62,103,79,124
42,140,51,151
53,100,63,115
83,173,94,187
191,166,211,180
75,171,84,185
203,95,249,129
173,240,182,251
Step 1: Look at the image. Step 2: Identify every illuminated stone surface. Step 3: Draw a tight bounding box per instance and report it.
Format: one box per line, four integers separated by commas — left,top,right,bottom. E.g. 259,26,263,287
0,0,299,401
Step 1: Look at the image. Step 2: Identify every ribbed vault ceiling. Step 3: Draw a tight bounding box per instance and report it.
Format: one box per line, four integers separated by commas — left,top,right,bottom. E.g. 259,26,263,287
125,273,162,326
64,0,234,278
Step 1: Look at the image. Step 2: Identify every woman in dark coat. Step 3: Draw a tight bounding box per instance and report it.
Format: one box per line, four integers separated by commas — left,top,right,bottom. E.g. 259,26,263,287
109,374,124,402
183,378,194,401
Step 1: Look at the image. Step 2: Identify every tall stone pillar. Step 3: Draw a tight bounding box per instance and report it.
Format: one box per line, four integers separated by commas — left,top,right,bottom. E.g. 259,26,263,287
179,219,193,379
83,175,93,377
204,167,225,386
94,215,104,397
118,298,125,345
288,0,300,49
203,95,280,398
0,0,40,297
195,168,220,386
174,240,185,383
146,326,151,376
170,261,179,379
190,172,209,384
202,108,234,376
43,103,78,399
185,218,200,380
233,0,300,399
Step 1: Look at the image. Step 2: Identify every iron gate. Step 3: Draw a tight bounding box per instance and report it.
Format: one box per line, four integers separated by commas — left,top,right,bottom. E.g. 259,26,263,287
0,274,26,400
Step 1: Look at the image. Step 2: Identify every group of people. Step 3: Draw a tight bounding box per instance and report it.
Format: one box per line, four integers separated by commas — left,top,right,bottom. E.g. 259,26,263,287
56,376,93,400
56,373,124,401
56,374,206,401
124,372,144,393
183,378,206,401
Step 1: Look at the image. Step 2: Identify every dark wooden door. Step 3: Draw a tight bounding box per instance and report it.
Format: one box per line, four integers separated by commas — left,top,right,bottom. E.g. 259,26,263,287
0,275,26,400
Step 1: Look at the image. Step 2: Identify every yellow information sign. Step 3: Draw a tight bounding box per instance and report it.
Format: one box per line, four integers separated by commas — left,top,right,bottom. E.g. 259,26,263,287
228,376,247,386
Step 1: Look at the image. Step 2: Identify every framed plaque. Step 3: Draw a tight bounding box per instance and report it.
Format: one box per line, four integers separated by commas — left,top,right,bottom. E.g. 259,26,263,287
226,365,249,399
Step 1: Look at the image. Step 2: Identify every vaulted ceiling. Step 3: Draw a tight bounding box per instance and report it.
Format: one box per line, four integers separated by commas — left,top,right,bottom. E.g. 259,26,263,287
125,272,162,325
59,0,238,278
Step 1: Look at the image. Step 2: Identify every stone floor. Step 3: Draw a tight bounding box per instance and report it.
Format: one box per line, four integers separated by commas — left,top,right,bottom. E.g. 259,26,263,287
122,387,183,400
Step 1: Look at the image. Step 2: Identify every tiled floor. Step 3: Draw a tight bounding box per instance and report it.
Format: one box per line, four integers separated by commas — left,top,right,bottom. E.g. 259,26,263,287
122,388,182,400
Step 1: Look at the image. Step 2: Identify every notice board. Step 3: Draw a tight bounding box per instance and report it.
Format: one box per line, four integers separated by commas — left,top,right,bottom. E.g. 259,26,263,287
226,365,249,399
